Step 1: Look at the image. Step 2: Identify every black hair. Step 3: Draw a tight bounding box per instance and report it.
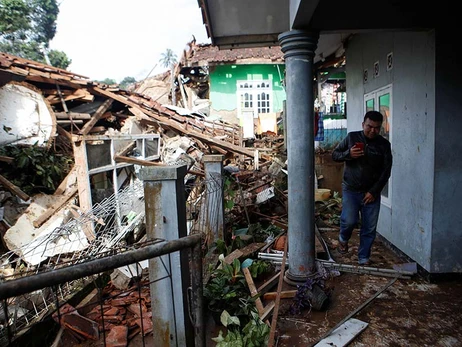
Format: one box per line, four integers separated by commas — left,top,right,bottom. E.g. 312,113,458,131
364,111,383,122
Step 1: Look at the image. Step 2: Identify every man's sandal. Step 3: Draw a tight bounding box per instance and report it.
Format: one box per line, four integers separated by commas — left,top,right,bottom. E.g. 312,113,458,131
338,241,348,254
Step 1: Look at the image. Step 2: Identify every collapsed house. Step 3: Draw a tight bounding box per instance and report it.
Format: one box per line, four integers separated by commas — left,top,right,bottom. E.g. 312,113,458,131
0,50,265,343
0,44,294,344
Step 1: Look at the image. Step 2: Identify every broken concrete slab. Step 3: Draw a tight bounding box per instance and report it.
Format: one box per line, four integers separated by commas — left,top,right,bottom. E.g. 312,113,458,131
314,318,368,347
0,82,56,147
3,195,89,265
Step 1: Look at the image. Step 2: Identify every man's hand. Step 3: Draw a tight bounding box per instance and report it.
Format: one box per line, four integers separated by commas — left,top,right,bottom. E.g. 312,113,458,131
363,192,375,204
350,144,364,159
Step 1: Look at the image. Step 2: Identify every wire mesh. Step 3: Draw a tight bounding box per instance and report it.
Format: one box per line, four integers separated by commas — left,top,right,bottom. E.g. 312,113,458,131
185,172,223,246
0,178,146,345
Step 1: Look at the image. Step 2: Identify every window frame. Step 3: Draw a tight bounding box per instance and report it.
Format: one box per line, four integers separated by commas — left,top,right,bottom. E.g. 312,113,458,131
237,80,272,118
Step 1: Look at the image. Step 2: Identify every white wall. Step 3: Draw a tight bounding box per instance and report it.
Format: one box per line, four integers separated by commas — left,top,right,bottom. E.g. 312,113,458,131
346,30,436,271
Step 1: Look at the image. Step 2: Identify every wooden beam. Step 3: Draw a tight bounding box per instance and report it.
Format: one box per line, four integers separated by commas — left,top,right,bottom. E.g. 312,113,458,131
115,141,136,157
78,99,113,135
0,174,30,201
32,187,78,228
260,302,275,322
263,290,297,301
55,112,91,120
0,155,13,164
114,155,165,167
56,125,73,142
243,267,265,316
91,87,254,157
57,120,83,125
257,272,280,295
54,167,76,196
23,74,84,89
210,145,228,155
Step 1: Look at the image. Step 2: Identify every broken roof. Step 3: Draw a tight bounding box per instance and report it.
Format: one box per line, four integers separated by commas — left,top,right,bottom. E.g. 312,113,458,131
186,43,284,66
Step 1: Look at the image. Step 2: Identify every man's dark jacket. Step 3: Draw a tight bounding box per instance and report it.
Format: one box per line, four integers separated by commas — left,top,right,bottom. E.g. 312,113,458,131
332,130,392,198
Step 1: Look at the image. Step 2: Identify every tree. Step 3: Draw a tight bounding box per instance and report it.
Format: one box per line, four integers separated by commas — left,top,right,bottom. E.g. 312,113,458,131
0,0,71,69
98,78,117,85
48,49,71,69
159,48,177,69
159,48,178,105
120,76,136,90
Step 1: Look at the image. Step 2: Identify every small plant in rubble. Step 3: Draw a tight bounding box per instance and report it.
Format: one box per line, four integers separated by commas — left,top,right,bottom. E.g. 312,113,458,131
0,144,73,194
212,310,270,346
315,191,342,226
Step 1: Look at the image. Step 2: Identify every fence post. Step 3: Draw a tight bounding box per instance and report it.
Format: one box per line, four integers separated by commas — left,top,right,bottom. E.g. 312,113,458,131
139,165,191,346
203,155,225,245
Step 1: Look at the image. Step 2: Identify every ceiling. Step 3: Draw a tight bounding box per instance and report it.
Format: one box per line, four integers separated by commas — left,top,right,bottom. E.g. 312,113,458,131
197,0,439,64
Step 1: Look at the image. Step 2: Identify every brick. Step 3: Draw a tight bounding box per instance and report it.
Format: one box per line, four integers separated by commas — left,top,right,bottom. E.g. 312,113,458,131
105,325,128,347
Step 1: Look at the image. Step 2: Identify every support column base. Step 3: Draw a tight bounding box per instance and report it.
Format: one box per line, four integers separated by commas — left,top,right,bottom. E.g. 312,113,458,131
284,273,329,311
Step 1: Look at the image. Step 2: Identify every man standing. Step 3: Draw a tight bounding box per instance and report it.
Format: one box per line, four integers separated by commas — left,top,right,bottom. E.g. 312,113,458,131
332,111,392,265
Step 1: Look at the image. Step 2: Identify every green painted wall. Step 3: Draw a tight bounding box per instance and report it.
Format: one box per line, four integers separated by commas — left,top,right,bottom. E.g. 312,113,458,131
209,64,286,113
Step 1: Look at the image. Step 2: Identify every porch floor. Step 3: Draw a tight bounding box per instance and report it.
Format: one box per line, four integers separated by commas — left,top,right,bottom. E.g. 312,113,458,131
207,228,462,346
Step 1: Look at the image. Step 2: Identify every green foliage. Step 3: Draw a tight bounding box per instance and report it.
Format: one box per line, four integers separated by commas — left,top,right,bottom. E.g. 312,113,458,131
98,78,117,85
120,76,136,90
212,310,270,347
47,49,71,69
247,223,282,243
0,144,73,195
0,0,71,69
203,258,252,318
159,48,177,69
224,177,236,211
0,0,31,36
315,191,342,226
247,259,273,279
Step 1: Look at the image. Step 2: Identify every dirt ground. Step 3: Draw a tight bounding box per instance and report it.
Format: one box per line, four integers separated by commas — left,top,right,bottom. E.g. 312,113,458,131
207,227,462,347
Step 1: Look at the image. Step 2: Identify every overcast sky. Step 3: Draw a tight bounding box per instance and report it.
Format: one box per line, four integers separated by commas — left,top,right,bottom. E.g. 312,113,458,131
49,0,211,83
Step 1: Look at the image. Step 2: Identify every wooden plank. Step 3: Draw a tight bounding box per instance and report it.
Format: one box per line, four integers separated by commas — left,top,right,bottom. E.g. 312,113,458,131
268,236,288,347
260,301,275,321
32,187,78,228
56,125,73,142
24,74,83,89
0,174,30,201
314,318,368,347
0,155,13,164
223,249,243,265
73,140,92,214
257,272,280,295
115,141,136,157
114,155,165,167
243,267,265,316
55,112,91,120
79,98,113,135
54,167,76,195
263,290,297,301
210,145,228,155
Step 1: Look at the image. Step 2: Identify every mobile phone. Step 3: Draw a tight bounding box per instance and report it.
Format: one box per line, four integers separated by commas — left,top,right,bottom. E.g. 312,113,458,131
355,142,364,151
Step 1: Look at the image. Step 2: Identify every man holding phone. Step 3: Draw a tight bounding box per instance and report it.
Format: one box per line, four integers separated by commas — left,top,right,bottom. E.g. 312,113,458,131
332,111,392,265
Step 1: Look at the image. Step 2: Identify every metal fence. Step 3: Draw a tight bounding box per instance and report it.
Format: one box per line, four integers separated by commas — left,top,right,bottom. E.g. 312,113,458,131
0,173,206,346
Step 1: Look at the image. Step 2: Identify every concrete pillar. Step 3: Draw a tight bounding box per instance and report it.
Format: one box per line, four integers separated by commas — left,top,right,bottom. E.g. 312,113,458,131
203,155,225,244
139,165,191,346
278,30,319,284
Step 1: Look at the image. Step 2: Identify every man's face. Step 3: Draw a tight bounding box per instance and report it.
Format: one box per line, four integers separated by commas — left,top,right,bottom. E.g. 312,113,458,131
362,118,382,139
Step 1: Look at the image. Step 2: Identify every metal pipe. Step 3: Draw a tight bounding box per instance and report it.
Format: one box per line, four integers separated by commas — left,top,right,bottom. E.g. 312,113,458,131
278,30,319,283
0,234,201,301
257,253,413,278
